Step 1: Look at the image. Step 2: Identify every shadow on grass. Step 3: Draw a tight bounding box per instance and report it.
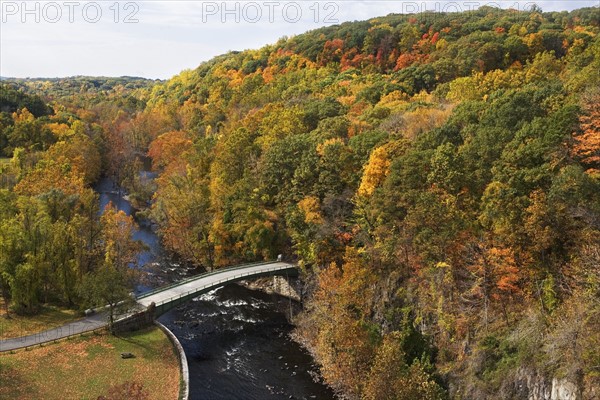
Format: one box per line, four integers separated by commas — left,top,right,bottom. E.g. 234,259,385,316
111,327,160,353
0,300,82,340
0,362,38,399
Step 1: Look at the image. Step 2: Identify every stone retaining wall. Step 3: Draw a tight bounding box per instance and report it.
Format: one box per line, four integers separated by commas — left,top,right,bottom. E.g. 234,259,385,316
155,321,189,400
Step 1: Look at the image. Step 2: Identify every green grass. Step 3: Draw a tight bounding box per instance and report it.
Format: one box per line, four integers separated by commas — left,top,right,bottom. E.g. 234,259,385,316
0,326,180,400
0,157,9,165
0,300,81,339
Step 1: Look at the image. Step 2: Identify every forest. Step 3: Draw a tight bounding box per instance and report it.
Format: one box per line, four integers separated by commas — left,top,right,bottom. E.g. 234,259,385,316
1,5,599,399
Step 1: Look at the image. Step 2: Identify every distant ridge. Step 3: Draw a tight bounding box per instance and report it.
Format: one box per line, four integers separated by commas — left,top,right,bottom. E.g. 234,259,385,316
2,75,161,82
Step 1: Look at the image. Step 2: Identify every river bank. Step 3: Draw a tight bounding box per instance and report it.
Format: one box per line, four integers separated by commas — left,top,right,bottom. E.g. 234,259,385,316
97,176,335,399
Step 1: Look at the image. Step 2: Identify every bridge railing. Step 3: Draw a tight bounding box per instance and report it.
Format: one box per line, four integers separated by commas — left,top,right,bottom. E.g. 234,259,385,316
136,260,283,300
0,326,108,354
149,264,297,311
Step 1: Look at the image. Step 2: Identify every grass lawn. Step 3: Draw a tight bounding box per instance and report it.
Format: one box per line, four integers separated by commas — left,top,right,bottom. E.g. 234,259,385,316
0,326,180,400
0,299,82,340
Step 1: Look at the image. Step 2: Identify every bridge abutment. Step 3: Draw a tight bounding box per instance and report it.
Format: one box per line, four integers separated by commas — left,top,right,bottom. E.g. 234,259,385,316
241,275,302,302
112,303,156,333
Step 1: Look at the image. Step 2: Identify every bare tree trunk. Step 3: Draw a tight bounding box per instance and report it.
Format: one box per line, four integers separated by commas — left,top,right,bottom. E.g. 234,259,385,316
1,285,10,318
109,303,115,334
502,301,510,326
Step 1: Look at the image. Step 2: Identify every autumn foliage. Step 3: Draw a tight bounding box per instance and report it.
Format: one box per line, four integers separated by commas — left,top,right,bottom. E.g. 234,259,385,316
1,5,599,400
572,90,600,177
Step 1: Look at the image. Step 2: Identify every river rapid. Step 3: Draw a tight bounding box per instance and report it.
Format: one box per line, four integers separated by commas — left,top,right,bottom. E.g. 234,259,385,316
96,176,336,400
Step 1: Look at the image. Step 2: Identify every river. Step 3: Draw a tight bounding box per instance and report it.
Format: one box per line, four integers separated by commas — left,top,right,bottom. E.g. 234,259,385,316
96,176,336,400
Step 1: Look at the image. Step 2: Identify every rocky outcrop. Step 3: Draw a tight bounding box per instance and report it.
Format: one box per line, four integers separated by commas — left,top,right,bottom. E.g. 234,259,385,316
551,378,580,400
239,275,302,302
509,369,582,400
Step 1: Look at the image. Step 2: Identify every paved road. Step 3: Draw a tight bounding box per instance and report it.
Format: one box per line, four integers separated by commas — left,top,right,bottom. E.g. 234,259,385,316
0,312,108,352
0,261,297,352
137,262,297,308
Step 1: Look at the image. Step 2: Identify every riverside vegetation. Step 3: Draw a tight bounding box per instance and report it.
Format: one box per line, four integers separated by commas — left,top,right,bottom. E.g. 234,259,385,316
1,5,599,399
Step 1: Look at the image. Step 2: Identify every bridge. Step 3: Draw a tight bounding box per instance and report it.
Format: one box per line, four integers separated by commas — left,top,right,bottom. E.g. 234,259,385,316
136,260,298,317
0,260,298,352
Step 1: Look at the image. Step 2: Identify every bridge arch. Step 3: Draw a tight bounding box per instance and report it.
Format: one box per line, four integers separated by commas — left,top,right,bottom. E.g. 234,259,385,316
136,261,298,317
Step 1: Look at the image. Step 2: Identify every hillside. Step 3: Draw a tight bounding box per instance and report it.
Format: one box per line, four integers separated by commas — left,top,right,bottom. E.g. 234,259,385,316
1,5,599,399
140,7,600,399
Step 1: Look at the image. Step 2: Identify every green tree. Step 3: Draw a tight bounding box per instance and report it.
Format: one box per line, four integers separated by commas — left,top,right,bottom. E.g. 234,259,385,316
81,263,133,331
364,332,445,400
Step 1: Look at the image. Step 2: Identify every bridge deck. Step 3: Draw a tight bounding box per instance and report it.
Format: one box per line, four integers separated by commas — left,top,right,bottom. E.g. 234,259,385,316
137,261,297,310
0,261,298,352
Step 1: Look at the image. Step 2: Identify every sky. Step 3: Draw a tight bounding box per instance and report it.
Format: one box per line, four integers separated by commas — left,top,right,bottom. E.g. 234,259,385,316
0,0,597,79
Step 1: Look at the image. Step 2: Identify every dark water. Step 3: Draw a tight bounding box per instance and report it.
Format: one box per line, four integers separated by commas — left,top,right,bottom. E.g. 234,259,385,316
159,286,335,400
95,176,336,400
96,177,165,273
